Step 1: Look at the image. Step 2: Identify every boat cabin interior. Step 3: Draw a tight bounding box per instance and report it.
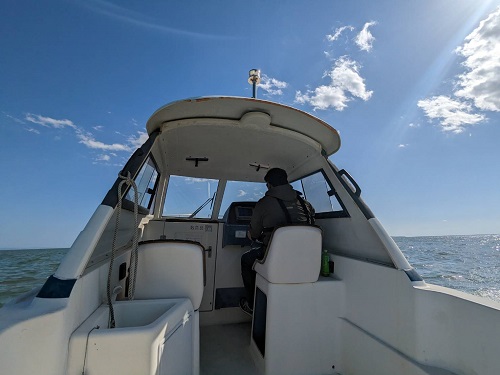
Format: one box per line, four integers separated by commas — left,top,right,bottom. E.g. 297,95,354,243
1,97,500,375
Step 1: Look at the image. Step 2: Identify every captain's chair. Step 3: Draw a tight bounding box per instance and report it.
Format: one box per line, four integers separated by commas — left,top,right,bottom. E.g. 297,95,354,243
251,225,324,375
253,225,322,284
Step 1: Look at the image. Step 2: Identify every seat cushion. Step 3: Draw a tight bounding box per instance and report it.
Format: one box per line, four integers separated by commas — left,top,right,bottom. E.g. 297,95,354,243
133,240,205,309
254,225,322,284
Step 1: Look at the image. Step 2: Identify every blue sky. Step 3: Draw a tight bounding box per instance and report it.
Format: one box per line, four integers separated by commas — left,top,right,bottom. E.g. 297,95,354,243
1,0,500,248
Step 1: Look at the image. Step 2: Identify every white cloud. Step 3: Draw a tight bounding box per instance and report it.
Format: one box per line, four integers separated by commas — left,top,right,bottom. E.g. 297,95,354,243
295,86,348,111
19,112,150,163
398,144,409,148
295,56,372,111
408,123,420,128
184,177,213,184
330,57,373,100
25,114,76,129
26,127,41,134
417,96,485,133
327,25,354,42
4,113,25,124
127,131,149,149
298,21,377,112
237,190,248,197
355,21,377,52
455,7,500,112
258,74,288,96
96,154,111,161
79,0,236,40
419,7,500,133
323,51,333,60
76,129,131,151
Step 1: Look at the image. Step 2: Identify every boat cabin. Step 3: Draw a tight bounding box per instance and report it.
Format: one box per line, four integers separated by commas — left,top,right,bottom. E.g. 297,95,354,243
1,97,500,375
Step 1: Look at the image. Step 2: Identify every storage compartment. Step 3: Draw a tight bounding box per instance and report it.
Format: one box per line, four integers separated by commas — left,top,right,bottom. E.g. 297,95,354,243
250,276,343,375
67,298,195,375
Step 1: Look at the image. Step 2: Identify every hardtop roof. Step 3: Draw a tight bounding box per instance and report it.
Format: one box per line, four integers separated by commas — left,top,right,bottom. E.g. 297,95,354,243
146,96,341,156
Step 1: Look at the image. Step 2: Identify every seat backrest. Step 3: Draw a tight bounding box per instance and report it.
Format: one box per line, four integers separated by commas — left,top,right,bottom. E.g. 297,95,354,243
253,225,322,284
133,240,205,310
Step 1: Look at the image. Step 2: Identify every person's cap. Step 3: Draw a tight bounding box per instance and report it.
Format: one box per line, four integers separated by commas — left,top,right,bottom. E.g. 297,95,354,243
264,168,288,186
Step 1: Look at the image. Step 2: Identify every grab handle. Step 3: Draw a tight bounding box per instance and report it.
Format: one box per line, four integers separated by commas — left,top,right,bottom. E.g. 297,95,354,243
338,169,361,197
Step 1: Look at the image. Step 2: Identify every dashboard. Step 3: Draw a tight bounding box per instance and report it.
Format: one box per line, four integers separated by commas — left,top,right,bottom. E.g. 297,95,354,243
222,202,256,247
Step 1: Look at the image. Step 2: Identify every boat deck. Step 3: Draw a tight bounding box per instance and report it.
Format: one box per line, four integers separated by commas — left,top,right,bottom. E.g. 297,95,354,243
200,322,261,375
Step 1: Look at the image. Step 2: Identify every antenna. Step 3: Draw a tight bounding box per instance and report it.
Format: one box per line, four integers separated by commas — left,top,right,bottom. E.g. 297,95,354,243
248,69,261,98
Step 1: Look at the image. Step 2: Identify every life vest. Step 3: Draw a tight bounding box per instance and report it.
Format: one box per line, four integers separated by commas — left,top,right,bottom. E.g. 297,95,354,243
275,194,315,225
261,193,315,238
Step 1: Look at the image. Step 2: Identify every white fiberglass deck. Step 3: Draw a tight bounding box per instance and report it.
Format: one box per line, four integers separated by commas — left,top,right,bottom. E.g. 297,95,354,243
200,323,261,375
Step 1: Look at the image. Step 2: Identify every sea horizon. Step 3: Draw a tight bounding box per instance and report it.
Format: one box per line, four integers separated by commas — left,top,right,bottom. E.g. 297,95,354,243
1,232,498,251
1,234,499,308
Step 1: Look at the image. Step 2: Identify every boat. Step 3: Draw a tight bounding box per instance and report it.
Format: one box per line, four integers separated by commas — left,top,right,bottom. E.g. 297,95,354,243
1,83,500,374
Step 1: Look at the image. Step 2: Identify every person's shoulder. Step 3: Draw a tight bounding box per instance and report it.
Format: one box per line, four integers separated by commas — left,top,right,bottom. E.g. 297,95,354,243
256,195,273,205
254,195,278,210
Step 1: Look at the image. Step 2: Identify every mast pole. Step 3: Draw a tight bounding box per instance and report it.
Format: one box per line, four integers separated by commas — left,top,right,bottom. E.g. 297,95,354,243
248,69,261,98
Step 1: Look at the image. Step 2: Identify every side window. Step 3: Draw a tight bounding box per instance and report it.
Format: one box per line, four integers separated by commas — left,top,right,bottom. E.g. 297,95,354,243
162,176,219,219
125,157,159,212
297,171,347,217
218,181,267,219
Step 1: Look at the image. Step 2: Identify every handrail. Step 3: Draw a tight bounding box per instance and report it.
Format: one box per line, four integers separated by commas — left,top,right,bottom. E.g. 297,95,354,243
338,169,361,197
328,162,374,220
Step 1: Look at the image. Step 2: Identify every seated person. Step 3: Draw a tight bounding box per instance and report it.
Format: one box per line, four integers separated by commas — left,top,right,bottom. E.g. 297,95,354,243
240,168,315,315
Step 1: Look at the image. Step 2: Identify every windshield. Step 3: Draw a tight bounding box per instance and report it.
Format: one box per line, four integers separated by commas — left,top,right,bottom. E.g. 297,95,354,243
218,180,267,219
162,175,219,219
161,171,346,220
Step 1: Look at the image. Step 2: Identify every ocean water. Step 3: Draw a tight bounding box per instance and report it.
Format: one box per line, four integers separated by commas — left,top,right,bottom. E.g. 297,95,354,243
0,235,499,308
0,248,69,308
394,234,500,302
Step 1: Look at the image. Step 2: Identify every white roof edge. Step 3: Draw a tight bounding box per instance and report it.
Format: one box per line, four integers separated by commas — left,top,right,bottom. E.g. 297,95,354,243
146,96,341,156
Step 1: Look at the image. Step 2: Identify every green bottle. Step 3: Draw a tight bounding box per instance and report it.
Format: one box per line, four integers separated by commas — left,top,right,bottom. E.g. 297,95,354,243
321,250,330,277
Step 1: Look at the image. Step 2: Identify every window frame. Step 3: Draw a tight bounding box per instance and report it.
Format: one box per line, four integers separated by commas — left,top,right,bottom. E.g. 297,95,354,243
122,156,160,215
292,169,350,219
